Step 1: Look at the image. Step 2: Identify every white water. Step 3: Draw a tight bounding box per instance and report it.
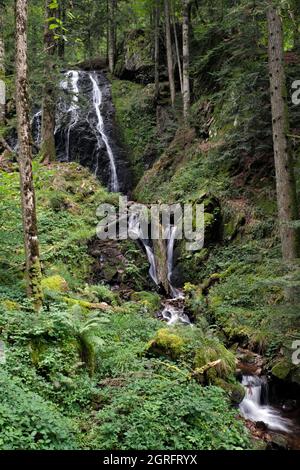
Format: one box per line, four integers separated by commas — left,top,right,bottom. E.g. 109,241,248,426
165,225,184,300
31,110,42,146
63,70,80,160
240,375,291,432
128,212,158,285
89,72,119,192
161,303,190,325
128,213,188,324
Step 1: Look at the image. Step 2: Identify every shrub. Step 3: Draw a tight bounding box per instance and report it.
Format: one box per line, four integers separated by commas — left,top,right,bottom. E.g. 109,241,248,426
85,376,250,450
0,369,77,450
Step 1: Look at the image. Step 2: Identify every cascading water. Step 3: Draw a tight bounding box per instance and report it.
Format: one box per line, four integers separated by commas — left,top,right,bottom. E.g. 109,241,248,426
128,213,189,325
240,375,291,432
61,70,80,160
29,69,127,193
89,72,119,192
128,212,158,285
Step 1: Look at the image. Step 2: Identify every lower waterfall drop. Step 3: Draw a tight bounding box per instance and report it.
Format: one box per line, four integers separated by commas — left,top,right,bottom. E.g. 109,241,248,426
239,375,291,432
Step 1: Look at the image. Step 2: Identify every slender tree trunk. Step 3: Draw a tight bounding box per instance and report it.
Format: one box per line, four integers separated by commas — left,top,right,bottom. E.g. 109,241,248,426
154,1,160,99
41,0,57,164
15,0,43,310
108,0,117,74
182,0,191,121
0,4,5,124
173,12,183,94
267,4,300,261
164,0,175,107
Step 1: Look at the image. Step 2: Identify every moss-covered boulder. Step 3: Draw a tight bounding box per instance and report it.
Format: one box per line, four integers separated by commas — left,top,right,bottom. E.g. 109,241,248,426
214,378,245,405
131,291,161,314
41,275,69,297
194,341,236,380
146,328,185,359
271,360,292,380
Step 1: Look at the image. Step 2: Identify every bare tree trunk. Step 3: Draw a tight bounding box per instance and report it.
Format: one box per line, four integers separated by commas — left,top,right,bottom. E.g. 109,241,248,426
108,0,117,74
182,0,191,121
0,4,5,124
154,1,160,99
41,0,57,164
173,12,183,94
267,4,300,261
164,0,175,107
15,0,43,311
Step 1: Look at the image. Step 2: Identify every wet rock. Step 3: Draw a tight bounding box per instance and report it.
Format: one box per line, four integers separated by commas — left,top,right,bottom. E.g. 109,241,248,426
266,433,289,450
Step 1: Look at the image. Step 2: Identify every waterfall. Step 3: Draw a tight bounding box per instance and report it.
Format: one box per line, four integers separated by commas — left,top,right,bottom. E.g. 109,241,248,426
28,69,125,193
32,110,42,146
240,375,291,432
89,72,119,192
128,213,158,285
62,70,80,160
166,225,183,299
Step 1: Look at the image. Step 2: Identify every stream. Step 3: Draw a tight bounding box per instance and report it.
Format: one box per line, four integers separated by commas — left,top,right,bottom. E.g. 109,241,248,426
29,68,300,449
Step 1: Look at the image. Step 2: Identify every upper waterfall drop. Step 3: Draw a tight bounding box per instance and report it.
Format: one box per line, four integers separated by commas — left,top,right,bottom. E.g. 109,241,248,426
89,72,119,192
61,70,80,160
30,69,129,193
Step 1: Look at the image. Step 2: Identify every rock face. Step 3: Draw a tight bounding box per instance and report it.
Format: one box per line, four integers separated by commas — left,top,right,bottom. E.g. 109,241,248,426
32,70,131,193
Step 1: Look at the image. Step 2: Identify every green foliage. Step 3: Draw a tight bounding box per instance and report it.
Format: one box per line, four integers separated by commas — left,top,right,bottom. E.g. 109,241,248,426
84,377,250,450
0,369,77,450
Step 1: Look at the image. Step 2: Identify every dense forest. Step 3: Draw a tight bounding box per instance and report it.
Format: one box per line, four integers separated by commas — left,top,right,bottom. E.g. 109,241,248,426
1,0,300,456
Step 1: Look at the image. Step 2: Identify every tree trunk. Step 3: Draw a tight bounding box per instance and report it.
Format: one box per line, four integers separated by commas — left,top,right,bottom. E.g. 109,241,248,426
267,4,300,261
0,4,5,124
15,0,43,311
164,0,175,107
154,1,160,99
41,0,57,164
173,12,183,94
182,0,191,121
108,0,117,74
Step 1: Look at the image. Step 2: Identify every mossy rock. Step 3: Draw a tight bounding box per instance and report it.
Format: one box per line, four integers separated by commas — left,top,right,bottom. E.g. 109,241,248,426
194,342,236,379
1,299,20,311
271,360,292,380
41,275,69,296
214,378,245,405
223,211,246,242
147,328,185,359
131,291,161,314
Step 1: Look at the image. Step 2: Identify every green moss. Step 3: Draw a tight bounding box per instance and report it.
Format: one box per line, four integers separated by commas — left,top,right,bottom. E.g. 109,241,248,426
194,342,236,380
0,299,21,311
41,275,69,294
147,328,185,359
131,291,161,314
214,378,245,405
271,360,292,380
